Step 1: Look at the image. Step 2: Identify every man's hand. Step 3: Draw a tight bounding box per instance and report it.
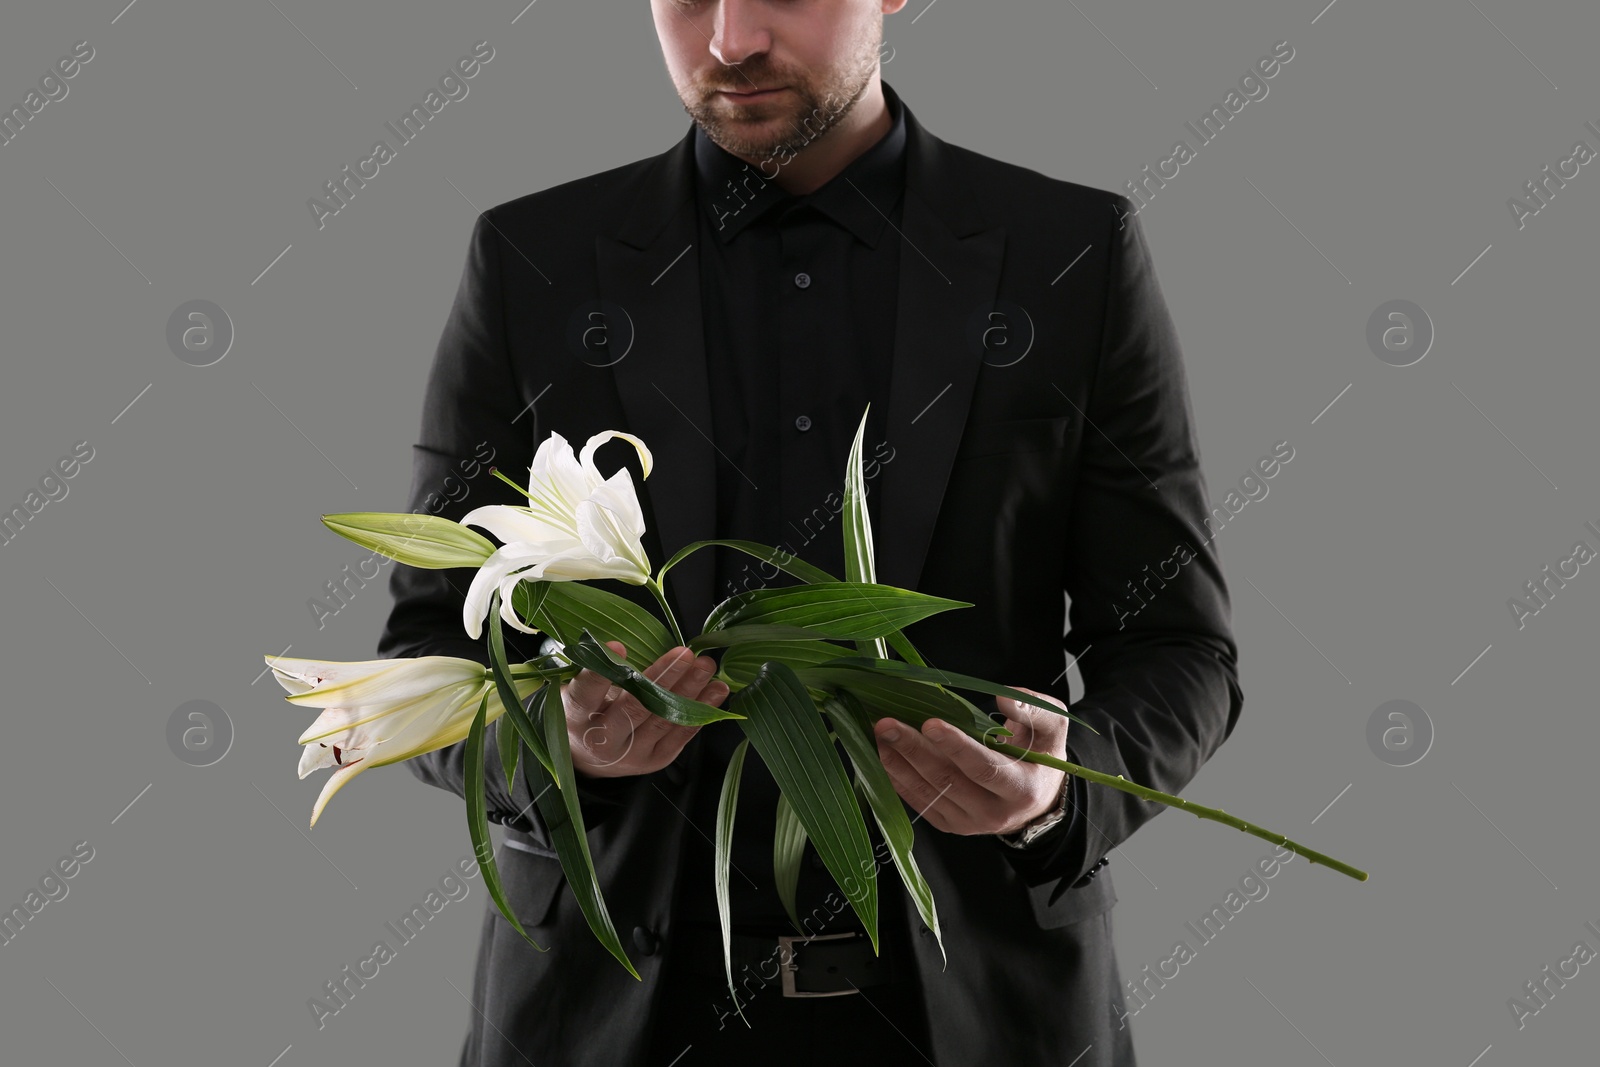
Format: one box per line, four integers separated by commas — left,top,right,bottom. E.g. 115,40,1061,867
872,686,1070,836
564,641,729,779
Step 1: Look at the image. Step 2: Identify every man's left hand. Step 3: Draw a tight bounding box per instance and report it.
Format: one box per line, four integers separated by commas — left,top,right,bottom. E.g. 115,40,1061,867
872,687,1070,837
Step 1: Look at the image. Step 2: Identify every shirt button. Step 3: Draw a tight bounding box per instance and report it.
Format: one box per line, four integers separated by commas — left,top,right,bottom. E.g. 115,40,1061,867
794,414,812,432
793,272,811,289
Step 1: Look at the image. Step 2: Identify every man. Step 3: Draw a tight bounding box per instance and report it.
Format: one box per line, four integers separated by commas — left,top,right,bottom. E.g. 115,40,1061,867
377,1,1243,1064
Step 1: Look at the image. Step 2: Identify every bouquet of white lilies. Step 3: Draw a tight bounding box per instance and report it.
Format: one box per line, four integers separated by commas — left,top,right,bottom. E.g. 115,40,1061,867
264,407,1365,1001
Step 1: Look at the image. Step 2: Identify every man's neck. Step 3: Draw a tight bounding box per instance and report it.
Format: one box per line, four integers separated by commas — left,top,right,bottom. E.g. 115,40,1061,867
731,75,891,198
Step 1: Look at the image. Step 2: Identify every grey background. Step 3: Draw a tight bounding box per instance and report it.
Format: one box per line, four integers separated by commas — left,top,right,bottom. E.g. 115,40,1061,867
1,1,1594,1064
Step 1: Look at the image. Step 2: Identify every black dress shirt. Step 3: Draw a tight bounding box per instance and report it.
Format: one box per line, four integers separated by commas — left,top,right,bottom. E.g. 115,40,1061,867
672,83,908,931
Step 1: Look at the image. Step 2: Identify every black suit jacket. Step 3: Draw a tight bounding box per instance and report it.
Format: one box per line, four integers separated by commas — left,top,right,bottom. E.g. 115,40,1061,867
378,82,1243,1067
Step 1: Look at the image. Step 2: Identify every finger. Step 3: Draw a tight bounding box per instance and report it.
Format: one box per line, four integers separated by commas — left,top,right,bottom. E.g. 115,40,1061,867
670,653,720,700
618,647,709,755
873,719,977,822
642,646,698,693
997,689,1071,753
874,741,958,830
565,668,619,715
919,718,1026,799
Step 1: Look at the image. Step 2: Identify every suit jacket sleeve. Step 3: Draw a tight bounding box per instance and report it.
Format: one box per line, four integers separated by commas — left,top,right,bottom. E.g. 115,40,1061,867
996,196,1244,899
375,210,648,838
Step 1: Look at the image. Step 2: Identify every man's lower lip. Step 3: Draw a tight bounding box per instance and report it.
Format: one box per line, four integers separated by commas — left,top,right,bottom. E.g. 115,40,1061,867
719,88,786,100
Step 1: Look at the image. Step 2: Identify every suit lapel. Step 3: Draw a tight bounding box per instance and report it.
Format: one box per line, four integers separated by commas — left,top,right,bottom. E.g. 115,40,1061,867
595,127,719,630
594,92,1005,628
877,105,1006,593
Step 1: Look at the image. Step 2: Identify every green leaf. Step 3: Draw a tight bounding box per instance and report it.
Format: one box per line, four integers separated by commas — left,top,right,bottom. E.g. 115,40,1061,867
721,640,856,687
686,622,833,652
735,660,879,951
817,656,1101,735
773,791,808,934
825,690,946,969
561,630,744,727
497,702,521,796
657,538,838,593
488,591,556,780
321,511,497,570
794,666,1000,735
703,582,970,641
513,580,672,671
841,406,891,662
714,737,752,1026
663,537,931,668
523,682,641,980
464,691,549,954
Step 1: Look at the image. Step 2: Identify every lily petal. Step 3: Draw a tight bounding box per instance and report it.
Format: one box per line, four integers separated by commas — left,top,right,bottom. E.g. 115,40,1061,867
269,655,484,709
309,759,369,828
459,503,578,551
580,429,653,482
462,543,547,640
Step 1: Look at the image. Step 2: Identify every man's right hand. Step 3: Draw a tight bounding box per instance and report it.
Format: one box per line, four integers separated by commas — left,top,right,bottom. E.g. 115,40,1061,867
563,641,728,779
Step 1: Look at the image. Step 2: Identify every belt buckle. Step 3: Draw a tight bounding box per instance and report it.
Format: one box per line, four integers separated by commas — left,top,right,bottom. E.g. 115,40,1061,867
777,931,861,998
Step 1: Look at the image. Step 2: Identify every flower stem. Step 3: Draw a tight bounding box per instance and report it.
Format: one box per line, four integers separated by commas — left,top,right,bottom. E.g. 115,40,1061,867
648,578,686,648
985,741,1369,883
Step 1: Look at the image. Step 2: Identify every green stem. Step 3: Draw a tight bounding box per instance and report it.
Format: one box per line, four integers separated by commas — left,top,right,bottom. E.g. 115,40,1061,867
986,742,1369,883
648,578,686,648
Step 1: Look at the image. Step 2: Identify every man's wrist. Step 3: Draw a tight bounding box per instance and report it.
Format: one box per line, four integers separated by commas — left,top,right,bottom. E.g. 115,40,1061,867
998,772,1072,849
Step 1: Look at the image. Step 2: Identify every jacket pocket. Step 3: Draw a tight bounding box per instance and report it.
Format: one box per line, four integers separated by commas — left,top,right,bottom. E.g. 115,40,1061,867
953,415,1073,461
1025,867,1116,930
499,834,568,929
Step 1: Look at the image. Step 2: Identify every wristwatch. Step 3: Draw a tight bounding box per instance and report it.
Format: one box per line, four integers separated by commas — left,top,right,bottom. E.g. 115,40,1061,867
998,772,1073,849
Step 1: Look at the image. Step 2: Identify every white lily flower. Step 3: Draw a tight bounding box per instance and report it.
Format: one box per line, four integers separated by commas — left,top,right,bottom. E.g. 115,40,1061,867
265,654,543,827
460,429,654,640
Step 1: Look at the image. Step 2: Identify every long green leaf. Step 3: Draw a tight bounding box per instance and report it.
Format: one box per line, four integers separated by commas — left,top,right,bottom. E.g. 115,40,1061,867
794,667,999,735
657,538,837,591
817,656,1100,735
721,640,856,687
773,791,808,933
561,631,744,727
735,661,879,951
841,406,891,662
659,537,930,668
464,691,548,953
513,580,673,671
497,700,521,795
825,690,946,969
687,622,833,652
488,590,556,780
525,682,641,979
714,737,752,1025
704,583,970,641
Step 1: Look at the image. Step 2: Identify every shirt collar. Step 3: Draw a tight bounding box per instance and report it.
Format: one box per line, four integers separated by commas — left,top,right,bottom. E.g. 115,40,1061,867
694,80,907,247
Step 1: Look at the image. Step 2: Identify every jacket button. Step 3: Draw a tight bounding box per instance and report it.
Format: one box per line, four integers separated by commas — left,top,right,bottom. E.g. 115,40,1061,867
633,926,659,956
919,923,932,937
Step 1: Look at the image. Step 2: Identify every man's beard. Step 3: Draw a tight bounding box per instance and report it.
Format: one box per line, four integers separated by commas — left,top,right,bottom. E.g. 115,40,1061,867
680,38,879,166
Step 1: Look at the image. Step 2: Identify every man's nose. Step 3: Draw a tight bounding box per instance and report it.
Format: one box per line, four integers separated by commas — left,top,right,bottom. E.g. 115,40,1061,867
709,0,773,67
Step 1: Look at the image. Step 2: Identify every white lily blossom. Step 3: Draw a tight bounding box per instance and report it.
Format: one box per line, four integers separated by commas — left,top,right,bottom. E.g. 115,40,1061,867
460,429,654,640
265,654,542,827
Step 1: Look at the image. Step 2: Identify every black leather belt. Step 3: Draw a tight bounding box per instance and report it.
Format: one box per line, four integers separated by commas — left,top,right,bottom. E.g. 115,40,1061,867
673,925,895,997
